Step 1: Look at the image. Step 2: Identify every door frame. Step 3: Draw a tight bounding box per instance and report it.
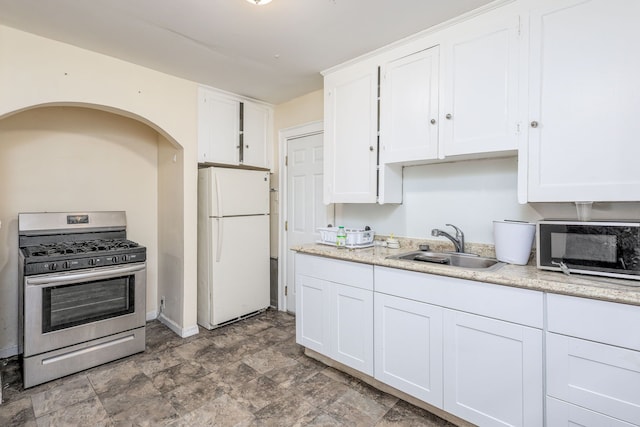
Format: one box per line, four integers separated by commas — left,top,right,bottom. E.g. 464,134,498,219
278,120,325,312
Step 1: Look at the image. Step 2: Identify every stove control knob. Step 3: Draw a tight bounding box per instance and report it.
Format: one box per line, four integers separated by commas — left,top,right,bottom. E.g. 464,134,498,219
110,256,118,263
88,258,97,266
62,261,70,269
49,263,58,271
122,254,130,262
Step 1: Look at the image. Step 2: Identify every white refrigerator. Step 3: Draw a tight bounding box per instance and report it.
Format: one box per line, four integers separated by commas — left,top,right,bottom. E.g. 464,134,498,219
197,167,270,329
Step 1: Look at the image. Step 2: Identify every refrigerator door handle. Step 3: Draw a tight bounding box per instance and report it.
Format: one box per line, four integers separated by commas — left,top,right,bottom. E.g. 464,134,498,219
215,218,223,262
214,171,223,218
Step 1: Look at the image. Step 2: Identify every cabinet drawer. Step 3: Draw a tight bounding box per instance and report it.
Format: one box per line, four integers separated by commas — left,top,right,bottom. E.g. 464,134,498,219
547,332,640,425
547,397,636,427
295,253,373,290
547,294,640,351
374,267,543,327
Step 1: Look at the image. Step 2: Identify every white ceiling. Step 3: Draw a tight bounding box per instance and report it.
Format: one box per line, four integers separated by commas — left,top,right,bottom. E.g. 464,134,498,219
0,0,494,104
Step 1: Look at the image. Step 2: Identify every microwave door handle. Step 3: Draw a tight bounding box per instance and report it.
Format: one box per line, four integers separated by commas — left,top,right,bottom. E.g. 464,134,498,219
551,260,571,276
619,258,627,270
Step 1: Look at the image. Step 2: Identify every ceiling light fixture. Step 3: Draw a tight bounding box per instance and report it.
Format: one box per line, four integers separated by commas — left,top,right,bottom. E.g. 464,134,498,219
246,0,272,5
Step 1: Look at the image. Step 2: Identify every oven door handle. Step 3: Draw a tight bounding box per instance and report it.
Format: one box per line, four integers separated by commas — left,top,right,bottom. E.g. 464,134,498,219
25,263,146,287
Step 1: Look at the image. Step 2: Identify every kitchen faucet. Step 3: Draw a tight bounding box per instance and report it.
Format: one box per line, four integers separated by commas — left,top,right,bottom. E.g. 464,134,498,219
431,224,465,253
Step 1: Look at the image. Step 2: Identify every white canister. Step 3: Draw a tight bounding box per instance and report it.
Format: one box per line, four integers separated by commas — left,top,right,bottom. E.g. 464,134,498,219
493,220,536,265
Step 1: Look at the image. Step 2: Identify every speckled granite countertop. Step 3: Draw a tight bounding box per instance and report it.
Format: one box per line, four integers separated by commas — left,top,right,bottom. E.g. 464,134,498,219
292,241,640,307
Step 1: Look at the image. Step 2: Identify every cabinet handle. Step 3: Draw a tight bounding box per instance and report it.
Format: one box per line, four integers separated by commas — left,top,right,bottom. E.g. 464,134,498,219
245,145,249,149
445,113,452,120
530,121,539,128
369,146,374,152
430,119,436,125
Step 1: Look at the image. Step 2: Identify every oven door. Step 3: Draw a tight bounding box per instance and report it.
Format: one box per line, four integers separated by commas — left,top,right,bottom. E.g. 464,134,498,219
537,221,640,280
24,263,146,357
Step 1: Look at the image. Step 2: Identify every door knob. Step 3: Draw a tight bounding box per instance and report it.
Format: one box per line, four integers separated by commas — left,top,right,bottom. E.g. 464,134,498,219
530,121,539,128
445,113,452,120
430,119,436,125
369,146,374,151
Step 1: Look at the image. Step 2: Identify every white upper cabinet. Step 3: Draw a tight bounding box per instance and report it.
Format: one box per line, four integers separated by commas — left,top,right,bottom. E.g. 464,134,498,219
522,0,640,202
198,87,239,165
323,61,380,204
197,86,272,170
380,46,440,163
440,4,520,157
322,2,522,203
242,101,271,169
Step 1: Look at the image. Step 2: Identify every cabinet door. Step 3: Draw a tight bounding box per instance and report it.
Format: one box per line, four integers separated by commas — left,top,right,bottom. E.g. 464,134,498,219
197,87,214,163
374,293,443,407
525,0,640,202
547,397,637,427
324,62,378,203
441,5,519,157
295,274,331,356
202,92,240,165
331,284,373,375
547,332,640,425
242,101,271,169
443,309,543,427
380,46,440,163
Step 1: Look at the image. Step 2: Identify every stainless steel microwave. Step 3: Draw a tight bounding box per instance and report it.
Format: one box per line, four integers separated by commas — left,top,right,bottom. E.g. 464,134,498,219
537,221,640,281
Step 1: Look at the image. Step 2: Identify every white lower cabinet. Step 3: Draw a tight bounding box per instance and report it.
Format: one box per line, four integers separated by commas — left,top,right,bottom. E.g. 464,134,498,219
547,397,637,427
296,274,331,355
294,253,374,375
331,283,374,375
546,294,640,426
374,293,443,407
373,266,543,427
296,255,640,426
443,309,543,427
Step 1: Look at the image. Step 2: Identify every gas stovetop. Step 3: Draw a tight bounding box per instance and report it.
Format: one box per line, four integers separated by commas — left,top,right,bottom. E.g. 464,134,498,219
22,238,141,257
21,239,146,276
18,211,147,276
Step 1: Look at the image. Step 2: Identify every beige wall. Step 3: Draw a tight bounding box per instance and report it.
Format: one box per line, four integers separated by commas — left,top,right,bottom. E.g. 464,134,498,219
271,90,324,257
0,107,160,355
157,136,187,332
0,25,200,355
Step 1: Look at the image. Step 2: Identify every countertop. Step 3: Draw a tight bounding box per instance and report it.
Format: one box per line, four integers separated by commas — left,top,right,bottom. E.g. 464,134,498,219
292,243,640,307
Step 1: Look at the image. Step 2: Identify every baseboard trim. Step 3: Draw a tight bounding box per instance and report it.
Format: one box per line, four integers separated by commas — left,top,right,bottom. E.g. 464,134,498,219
157,313,199,338
146,310,158,322
0,345,19,359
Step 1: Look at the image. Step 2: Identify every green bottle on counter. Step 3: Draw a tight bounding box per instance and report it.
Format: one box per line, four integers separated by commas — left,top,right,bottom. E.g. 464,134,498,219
336,226,347,248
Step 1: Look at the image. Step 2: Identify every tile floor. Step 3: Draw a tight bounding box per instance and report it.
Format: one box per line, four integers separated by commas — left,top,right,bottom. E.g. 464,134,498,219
0,309,455,426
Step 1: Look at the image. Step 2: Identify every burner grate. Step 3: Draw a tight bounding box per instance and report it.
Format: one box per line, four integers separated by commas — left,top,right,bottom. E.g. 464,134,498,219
24,239,140,258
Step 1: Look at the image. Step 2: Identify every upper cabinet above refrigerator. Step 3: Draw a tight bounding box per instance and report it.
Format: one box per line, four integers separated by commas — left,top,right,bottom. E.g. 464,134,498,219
197,86,273,171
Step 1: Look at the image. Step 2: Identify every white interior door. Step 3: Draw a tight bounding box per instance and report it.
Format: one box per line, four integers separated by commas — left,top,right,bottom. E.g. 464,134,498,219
286,132,332,313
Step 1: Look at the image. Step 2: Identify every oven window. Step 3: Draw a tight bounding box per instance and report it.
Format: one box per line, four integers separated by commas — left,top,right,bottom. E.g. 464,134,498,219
42,276,135,333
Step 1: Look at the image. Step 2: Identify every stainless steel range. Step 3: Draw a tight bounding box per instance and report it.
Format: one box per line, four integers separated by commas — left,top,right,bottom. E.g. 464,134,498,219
18,211,147,388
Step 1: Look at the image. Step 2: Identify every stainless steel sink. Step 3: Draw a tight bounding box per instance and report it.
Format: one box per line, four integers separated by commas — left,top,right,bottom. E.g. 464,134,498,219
387,251,505,271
